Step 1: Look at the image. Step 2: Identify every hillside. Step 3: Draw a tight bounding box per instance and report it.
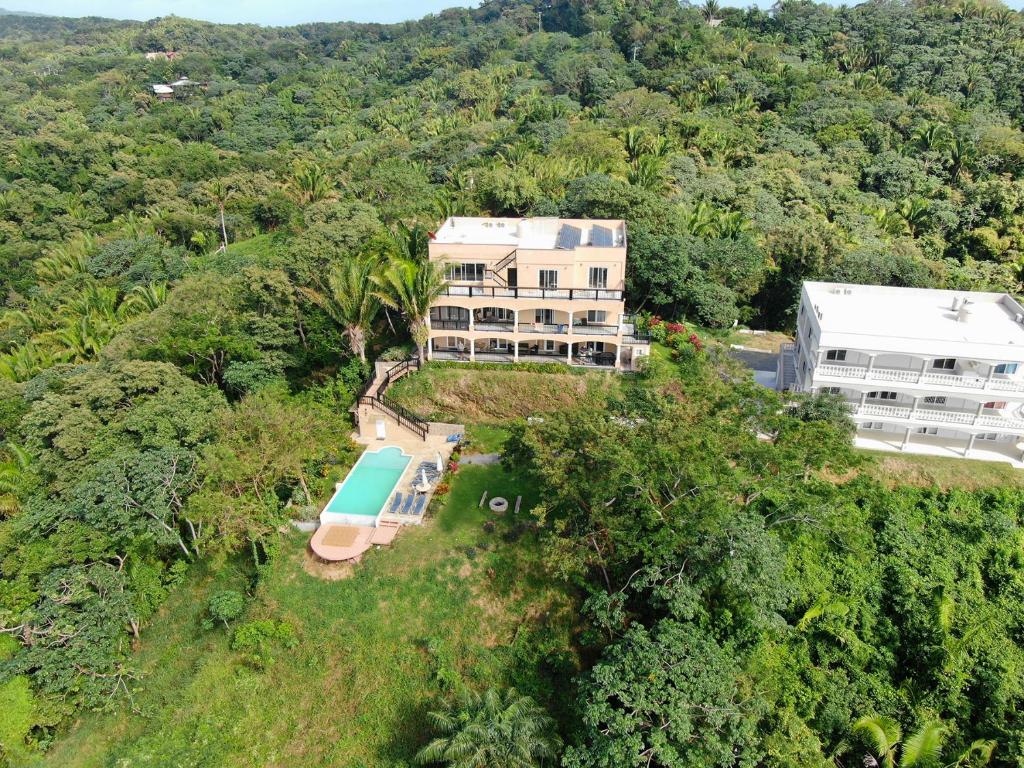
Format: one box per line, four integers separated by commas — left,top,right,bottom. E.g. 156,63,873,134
2,1,1024,766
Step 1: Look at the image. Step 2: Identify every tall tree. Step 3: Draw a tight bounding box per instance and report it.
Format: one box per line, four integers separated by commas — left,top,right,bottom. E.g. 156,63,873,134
371,258,448,365
299,256,381,362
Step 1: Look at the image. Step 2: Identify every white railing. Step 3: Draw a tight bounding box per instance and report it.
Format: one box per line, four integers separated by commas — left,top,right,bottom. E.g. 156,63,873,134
988,378,1024,392
817,364,1024,393
849,403,1024,431
857,403,911,418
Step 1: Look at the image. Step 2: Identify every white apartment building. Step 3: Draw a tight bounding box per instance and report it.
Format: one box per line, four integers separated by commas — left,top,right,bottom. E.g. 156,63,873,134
425,217,650,370
782,281,1024,465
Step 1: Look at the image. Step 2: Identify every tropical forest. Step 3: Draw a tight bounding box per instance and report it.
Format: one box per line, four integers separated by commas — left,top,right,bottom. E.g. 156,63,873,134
1,0,1024,766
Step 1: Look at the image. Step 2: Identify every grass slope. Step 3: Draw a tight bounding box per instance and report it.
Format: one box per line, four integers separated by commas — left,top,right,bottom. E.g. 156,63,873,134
388,363,620,425
37,464,577,768
860,449,1024,490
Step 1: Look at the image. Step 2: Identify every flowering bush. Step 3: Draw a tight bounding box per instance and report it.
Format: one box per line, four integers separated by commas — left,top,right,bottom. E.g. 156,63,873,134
448,460,459,473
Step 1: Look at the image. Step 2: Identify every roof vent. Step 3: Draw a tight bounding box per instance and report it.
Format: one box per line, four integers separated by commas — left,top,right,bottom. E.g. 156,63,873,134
951,297,960,311
957,304,971,323
1016,313,1023,324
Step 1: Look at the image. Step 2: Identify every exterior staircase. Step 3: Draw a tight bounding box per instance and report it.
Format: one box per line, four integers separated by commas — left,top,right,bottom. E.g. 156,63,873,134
778,342,797,391
355,359,430,440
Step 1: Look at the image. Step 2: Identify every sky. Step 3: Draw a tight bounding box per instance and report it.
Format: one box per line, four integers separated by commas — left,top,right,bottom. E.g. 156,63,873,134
7,0,1024,26
6,0,479,26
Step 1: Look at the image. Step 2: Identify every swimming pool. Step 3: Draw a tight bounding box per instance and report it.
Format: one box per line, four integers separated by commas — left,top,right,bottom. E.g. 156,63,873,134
320,446,412,527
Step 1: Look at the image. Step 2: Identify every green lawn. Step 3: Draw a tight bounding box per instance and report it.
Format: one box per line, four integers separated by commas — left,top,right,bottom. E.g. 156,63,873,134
36,464,576,768
464,423,510,455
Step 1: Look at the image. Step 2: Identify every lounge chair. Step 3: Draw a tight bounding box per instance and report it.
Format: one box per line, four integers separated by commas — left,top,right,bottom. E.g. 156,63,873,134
388,493,403,513
411,495,427,516
401,494,415,514
446,433,463,443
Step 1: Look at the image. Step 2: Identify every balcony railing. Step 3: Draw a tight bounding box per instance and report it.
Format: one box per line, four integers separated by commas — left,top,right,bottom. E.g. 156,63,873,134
849,402,1024,431
442,286,623,301
519,322,568,335
430,319,470,331
817,363,1024,393
572,322,620,336
474,320,514,332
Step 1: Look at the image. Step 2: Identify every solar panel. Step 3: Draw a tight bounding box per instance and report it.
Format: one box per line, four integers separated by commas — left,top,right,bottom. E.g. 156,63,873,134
590,225,613,247
556,225,582,249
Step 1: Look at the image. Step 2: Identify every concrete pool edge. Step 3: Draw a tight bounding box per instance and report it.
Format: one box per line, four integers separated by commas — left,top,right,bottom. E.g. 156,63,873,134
319,445,413,528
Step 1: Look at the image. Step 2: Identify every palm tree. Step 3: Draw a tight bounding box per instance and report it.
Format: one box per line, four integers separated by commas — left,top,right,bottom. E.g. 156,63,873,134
207,179,232,252
0,443,30,518
415,687,561,768
853,715,904,768
300,256,381,362
853,716,991,768
371,258,448,365
287,161,335,205
701,0,721,24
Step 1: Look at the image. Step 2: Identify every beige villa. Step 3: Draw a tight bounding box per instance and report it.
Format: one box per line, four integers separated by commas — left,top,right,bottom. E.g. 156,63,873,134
426,216,651,370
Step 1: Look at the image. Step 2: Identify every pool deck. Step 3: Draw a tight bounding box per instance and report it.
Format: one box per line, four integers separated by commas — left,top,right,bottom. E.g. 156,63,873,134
310,523,400,562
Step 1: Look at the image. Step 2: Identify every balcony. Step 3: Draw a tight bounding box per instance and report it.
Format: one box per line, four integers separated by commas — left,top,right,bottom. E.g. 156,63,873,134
572,322,620,336
816,363,1024,393
519,322,568,335
441,286,623,301
849,402,1024,431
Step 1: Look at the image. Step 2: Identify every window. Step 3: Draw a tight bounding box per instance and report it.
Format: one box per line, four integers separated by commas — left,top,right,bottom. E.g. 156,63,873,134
446,262,485,281
932,358,956,370
984,401,1007,410
977,433,998,441
821,387,841,395
916,427,938,435
535,309,554,325
539,269,558,289
995,363,1018,374
588,267,608,289
862,422,884,430
923,396,946,405
543,340,556,352
586,310,607,324
867,391,897,400
825,349,847,361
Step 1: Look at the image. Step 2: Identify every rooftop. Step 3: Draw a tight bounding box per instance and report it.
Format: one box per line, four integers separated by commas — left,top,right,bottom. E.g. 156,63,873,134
805,282,1024,360
431,217,626,250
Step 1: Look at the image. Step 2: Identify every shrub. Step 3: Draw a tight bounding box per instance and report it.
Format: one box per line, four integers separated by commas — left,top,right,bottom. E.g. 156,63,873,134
231,619,297,669
204,590,246,630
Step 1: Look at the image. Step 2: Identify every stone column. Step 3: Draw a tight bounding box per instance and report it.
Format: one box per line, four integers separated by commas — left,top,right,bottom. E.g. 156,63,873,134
974,401,985,424
965,433,977,456
918,358,929,383
615,345,622,370
901,427,912,451
427,338,434,361
866,354,876,377
469,341,475,362
567,343,573,365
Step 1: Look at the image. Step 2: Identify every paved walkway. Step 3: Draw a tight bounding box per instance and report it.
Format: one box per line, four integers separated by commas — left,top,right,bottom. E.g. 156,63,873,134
459,453,502,465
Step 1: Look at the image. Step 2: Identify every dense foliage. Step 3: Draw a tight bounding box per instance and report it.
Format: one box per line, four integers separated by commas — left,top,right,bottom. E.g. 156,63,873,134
508,355,1024,767
0,0,1023,763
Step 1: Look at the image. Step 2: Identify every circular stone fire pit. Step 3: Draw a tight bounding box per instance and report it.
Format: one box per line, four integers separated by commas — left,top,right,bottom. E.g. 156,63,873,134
489,496,509,513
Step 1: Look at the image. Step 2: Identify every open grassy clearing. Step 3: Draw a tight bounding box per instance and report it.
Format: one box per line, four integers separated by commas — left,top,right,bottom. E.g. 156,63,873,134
388,362,621,424
36,463,577,768
857,449,1024,490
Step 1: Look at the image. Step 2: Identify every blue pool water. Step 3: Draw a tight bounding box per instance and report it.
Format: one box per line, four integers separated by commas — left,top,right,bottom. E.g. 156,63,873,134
323,446,411,519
